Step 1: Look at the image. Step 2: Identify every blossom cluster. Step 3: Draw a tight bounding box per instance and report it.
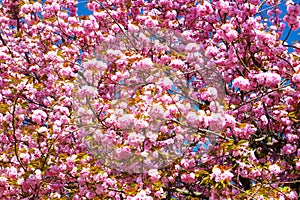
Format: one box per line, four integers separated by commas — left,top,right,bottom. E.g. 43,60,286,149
0,0,299,199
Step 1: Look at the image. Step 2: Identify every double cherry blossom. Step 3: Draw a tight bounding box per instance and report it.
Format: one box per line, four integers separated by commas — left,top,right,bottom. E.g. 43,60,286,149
0,0,299,199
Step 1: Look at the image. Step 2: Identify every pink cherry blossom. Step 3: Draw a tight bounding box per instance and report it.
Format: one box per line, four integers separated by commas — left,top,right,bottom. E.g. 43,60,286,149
211,166,222,182
181,173,196,184
148,169,160,182
169,59,185,69
157,77,173,90
220,170,234,182
282,144,297,155
0,0,299,199
32,110,47,124
233,76,251,91
269,164,281,175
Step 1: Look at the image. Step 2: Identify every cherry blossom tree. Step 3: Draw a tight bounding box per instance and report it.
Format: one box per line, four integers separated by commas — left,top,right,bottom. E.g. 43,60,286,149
0,0,299,199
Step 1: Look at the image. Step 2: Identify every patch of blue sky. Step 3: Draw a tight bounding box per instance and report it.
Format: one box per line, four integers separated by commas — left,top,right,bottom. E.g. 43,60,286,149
23,118,31,126
192,142,201,152
115,92,120,99
191,102,200,111
192,139,212,155
77,0,92,16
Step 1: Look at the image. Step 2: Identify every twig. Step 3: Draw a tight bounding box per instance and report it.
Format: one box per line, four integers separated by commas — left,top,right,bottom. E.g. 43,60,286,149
175,188,204,197
0,33,14,58
232,43,250,73
233,84,290,110
12,97,27,172
107,188,125,194
282,27,292,45
170,119,231,141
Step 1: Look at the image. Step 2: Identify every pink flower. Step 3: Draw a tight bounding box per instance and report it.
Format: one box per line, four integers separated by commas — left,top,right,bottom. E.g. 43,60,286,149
86,2,101,11
288,15,299,24
148,169,160,182
233,76,251,91
146,131,158,142
255,72,281,87
186,111,198,127
210,113,225,131
19,153,30,165
250,0,260,5
220,170,234,182
159,0,173,7
221,24,238,43
145,18,158,28
296,160,300,171
78,85,98,98
205,46,218,57
209,101,222,113
224,114,236,129
287,4,300,16
35,169,42,180
225,29,238,42
181,173,195,184
150,103,164,118
169,59,185,69
32,110,47,124
292,73,300,83
132,58,154,71
186,43,200,53
210,167,222,182
158,77,173,90
197,1,213,15
115,146,131,160
134,119,149,129
128,132,145,147
130,190,153,200
7,167,18,179
286,133,299,143
287,191,298,200
160,126,168,134
268,164,281,175
177,103,191,115
117,114,134,129
281,144,297,155
82,59,107,71
248,169,261,179
207,87,218,100
260,115,268,126
159,55,171,64
106,49,124,61
181,158,196,170
128,23,139,32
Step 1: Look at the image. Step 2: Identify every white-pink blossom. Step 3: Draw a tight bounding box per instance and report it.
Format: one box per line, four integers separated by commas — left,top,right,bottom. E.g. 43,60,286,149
169,59,185,69
158,77,173,90
32,110,47,124
269,164,281,175
233,76,251,91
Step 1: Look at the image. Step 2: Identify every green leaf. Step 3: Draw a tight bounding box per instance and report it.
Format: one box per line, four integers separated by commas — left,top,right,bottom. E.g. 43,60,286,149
200,176,210,185
0,103,9,113
195,170,209,177
238,139,248,145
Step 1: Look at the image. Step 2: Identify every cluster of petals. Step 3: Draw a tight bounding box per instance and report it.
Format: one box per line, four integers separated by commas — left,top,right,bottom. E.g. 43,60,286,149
210,167,234,182
232,76,251,91
255,72,281,87
0,0,299,199
284,1,300,30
